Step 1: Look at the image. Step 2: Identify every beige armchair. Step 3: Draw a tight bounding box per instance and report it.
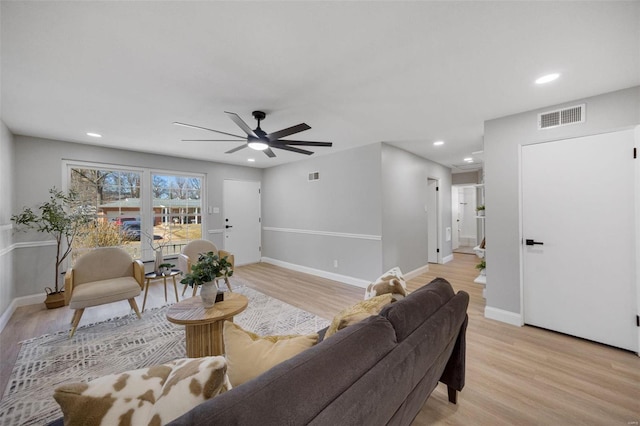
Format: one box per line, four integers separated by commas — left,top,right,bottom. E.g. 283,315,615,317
178,239,234,296
65,247,144,337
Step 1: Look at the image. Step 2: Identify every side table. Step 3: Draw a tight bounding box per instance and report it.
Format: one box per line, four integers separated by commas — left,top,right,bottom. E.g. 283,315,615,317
166,293,248,357
142,270,180,312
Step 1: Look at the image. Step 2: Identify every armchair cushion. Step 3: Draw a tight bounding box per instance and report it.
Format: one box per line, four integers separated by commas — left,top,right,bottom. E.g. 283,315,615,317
68,277,142,310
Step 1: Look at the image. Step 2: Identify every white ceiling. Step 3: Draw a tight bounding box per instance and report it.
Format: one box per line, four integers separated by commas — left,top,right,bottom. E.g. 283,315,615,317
2,1,639,171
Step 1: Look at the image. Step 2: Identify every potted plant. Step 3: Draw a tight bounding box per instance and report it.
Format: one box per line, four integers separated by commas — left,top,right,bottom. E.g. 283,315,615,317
11,188,93,308
180,251,233,307
476,205,485,216
475,259,486,276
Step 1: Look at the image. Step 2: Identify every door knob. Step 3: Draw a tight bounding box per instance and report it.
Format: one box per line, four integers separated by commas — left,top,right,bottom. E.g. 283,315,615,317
525,239,543,246
225,225,233,229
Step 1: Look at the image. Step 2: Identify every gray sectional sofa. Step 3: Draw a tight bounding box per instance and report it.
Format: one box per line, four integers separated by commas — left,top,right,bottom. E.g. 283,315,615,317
168,277,469,426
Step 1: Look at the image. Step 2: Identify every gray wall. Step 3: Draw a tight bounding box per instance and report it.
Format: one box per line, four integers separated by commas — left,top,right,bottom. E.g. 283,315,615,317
380,144,452,273
262,142,453,282
484,86,640,314
452,170,482,185
0,120,15,314
12,135,262,298
262,143,383,281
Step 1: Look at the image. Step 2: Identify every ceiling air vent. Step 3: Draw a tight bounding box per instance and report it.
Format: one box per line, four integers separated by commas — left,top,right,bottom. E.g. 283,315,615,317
538,104,585,129
308,171,320,181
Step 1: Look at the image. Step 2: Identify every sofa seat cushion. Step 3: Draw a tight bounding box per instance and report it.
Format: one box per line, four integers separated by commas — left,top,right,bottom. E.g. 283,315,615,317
53,357,230,426
69,277,141,309
324,294,393,338
223,321,318,387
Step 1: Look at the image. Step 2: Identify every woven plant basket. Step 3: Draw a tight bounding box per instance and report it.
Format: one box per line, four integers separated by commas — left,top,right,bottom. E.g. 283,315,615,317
44,287,65,309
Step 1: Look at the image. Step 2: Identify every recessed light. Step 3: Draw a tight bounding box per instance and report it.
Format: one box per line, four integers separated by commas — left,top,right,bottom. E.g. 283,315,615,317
535,73,560,85
86,132,102,138
247,158,256,162
464,157,473,163
433,140,444,146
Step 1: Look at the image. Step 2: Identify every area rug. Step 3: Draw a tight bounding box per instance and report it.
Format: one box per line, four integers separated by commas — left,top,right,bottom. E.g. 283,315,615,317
0,280,330,426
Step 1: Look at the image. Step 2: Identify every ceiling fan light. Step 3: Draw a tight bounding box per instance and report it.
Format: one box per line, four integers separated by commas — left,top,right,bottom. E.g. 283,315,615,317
248,141,269,151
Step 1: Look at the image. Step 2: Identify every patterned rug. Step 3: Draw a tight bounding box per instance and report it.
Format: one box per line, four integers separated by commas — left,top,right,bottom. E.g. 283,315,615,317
0,281,330,426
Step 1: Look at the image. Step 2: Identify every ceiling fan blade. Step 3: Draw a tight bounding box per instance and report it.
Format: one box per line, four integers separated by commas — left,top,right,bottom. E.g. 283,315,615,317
182,139,244,142
225,112,257,138
271,144,314,155
275,140,333,147
266,123,311,141
225,144,248,154
173,122,245,139
264,147,276,158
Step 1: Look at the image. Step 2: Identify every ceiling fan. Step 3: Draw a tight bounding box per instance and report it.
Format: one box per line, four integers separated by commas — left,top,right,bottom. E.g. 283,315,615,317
174,111,333,158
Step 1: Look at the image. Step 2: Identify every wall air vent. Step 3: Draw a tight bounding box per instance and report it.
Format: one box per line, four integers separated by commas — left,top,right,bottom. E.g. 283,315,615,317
538,104,585,129
308,171,320,181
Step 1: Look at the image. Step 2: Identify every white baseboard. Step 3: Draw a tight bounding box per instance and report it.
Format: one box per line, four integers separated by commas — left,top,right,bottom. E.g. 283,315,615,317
484,306,523,327
404,264,429,281
261,257,370,288
0,293,45,333
442,254,454,264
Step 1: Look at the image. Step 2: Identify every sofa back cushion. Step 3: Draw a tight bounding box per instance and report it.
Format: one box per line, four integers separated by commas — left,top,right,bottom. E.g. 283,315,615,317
167,315,397,426
73,247,134,286
380,277,455,342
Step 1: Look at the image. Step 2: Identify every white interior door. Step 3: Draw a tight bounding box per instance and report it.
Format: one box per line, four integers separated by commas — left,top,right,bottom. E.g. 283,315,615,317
427,179,439,263
451,187,460,250
223,180,261,266
522,129,637,352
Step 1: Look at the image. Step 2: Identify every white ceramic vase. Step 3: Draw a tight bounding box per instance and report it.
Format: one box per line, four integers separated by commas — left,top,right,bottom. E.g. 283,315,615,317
154,248,164,274
200,281,218,308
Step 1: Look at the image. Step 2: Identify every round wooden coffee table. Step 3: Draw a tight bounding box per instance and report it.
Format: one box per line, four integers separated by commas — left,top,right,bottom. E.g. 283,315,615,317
166,293,248,357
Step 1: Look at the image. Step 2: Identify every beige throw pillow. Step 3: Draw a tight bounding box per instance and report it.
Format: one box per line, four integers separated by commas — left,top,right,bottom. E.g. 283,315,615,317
324,293,394,339
223,321,318,387
53,357,230,426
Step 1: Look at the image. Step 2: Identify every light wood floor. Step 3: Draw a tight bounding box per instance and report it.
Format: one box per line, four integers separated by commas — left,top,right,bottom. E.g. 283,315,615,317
1,254,639,425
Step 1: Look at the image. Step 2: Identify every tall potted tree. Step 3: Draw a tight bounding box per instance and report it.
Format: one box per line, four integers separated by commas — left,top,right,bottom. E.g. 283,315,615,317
12,187,93,308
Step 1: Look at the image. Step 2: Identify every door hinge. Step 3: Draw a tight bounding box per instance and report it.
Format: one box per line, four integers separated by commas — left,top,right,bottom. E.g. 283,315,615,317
634,147,637,159
259,246,262,252
437,248,440,253
258,217,261,223
436,187,439,191
637,315,639,327
258,188,261,194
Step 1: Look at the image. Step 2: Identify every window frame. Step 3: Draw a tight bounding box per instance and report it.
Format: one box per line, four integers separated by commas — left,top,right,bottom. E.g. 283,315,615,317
63,160,206,263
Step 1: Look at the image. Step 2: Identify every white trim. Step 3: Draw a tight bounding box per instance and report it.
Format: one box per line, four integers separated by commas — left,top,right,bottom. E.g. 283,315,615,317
13,240,57,249
0,223,13,232
263,227,381,241
261,257,370,288
442,254,454,264
484,306,523,327
0,293,46,333
207,229,224,235
404,264,429,281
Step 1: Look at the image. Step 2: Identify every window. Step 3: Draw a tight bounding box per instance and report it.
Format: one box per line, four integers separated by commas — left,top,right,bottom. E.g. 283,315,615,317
151,173,203,257
67,163,204,262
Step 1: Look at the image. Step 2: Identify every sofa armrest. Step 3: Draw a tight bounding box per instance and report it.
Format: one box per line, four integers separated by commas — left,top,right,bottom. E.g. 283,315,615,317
218,250,234,270
64,269,74,306
133,260,145,289
439,313,468,403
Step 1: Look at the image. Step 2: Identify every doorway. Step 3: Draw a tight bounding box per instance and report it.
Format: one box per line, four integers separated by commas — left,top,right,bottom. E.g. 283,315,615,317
521,129,637,352
452,185,477,254
427,178,439,263
222,180,262,266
